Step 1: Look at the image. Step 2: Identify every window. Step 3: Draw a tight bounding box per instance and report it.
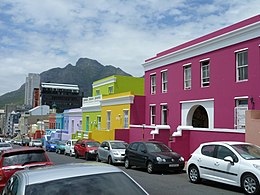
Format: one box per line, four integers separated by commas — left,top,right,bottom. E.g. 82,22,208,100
123,110,129,129
108,86,114,94
107,111,111,130
201,60,210,87
150,74,156,94
201,145,215,157
161,104,168,125
150,105,156,125
96,89,100,96
97,116,101,130
216,146,238,162
234,99,248,129
161,71,167,93
184,65,191,89
236,50,248,81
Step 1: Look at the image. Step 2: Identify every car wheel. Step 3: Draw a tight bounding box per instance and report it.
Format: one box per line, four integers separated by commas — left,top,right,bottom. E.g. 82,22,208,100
108,156,113,165
125,158,131,169
96,154,101,162
242,173,260,195
58,149,61,154
147,161,154,174
75,151,79,158
85,153,89,160
188,165,201,183
70,151,73,157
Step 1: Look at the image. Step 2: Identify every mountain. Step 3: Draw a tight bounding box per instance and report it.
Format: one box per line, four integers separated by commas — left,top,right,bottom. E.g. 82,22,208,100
0,58,132,109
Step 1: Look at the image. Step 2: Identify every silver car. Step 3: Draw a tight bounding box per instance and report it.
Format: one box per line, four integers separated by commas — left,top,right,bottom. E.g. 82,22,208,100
1,163,148,195
96,140,128,164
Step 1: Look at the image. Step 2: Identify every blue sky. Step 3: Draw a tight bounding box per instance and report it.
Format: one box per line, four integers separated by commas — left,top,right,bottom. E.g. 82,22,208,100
0,0,259,96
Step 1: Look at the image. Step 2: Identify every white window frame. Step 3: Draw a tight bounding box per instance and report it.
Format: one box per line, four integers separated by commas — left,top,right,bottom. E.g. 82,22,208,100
234,98,248,129
201,60,210,87
184,65,191,90
150,74,156,94
97,116,101,130
123,110,129,129
236,50,248,82
150,105,156,125
107,111,111,130
161,71,167,93
161,104,168,125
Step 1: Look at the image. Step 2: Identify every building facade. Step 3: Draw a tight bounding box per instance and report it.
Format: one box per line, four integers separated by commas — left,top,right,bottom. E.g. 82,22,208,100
139,15,260,159
41,82,82,113
24,73,40,108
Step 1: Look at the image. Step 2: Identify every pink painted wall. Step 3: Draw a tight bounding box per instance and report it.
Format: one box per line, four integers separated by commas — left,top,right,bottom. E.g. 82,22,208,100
115,129,129,143
145,34,260,135
130,96,145,125
170,130,245,160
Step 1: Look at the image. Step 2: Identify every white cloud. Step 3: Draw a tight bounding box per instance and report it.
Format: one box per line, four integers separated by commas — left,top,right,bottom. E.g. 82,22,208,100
0,0,259,96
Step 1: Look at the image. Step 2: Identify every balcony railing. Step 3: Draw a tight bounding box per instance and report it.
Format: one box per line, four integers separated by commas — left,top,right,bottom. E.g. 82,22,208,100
82,95,102,107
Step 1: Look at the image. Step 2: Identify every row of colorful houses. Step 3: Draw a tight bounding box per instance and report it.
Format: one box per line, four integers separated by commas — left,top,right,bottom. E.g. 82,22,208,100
47,15,260,160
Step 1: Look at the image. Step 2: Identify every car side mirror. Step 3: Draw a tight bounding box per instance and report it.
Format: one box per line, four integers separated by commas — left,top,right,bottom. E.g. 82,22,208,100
224,156,234,165
104,146,109,150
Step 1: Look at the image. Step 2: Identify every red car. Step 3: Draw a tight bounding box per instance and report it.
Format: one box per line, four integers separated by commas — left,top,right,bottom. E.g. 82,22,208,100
0,147,53,192
74,139,100,160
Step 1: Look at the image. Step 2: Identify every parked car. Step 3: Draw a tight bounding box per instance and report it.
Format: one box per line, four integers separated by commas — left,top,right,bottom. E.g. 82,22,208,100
187,141,260,195
21,138,30,146
64,139,77,156
0,147,53,192
45,140,59,152
4,139,13,144
29,139,42,147
56,140,66,154
125,141,185,174
96,140,128,164
13,138,22,145
0,143,12,153
74,139,100,160
1,163,148,195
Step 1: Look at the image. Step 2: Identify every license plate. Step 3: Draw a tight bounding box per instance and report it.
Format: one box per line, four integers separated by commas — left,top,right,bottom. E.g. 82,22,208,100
169,164,179,167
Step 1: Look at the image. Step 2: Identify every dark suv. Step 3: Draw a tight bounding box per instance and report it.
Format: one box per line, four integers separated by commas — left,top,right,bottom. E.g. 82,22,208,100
0,147,53,191
125,141,185,174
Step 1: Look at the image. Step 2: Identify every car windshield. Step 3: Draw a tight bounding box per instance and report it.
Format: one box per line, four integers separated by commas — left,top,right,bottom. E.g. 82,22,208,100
49,140,58,144
146,143,172,153
3,151,48,166
87,142,100,147
231,144,260,160
110,142,127,149
33,140,41,143
0,143,11,148
25,172,146,195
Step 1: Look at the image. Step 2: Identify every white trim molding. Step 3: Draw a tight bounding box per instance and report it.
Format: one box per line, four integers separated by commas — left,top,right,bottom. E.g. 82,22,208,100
143,21,260,71
183,63,191,67
160,69,168,72
199,58,210,62
101,95,134,106
234,48,248,53
172,125,245,137
180,98,214,104
234,96,248,99
92,77,116,88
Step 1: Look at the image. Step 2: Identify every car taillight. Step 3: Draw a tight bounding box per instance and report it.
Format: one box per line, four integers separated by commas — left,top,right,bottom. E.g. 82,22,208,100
0,170,4,181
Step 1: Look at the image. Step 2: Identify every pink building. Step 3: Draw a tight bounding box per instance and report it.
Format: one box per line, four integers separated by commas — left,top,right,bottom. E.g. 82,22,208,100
132,15,260,160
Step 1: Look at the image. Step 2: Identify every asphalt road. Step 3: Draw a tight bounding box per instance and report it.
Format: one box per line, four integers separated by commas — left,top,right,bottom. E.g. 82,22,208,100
47,151,244,195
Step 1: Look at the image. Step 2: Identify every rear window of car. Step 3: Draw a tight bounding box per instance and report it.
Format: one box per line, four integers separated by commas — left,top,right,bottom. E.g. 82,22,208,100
2,151,48,166
25,172,146,195
0,143,11,148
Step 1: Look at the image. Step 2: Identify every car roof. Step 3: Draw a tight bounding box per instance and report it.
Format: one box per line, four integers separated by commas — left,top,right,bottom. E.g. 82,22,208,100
200,141,253,146
104,140,126,143
1,147,45,155
16,162,122,185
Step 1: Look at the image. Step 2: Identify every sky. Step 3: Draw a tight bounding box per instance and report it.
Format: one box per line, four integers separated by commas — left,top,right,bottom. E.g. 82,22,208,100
0,0,259,96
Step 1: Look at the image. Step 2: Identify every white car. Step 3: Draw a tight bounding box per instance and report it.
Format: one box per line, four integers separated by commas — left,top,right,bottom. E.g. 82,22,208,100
96,140,128,164
187,141,260,195
29,139,42,147
64,139,77,156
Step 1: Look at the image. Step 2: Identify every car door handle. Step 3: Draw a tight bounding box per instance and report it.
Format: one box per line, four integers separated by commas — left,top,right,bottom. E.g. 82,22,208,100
197,158,201,162
214,162,219,166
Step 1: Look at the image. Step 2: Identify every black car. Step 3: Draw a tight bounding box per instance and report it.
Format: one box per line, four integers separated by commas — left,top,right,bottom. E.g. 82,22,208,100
124,141,185,174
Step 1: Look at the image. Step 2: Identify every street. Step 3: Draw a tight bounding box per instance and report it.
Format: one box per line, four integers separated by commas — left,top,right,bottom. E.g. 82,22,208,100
47,151,244,195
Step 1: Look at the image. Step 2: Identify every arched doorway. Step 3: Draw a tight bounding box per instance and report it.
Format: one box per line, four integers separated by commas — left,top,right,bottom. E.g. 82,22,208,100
192,105,209,128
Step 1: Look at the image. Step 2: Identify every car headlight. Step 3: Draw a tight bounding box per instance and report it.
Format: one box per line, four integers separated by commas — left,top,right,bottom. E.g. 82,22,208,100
89,150,95,153
156,157,166,162
253,164,260,170
179,157,184,162
113,152,119,155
